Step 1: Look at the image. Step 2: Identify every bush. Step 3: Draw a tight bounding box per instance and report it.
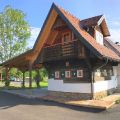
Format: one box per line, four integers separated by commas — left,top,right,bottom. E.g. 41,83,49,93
5,80,10,87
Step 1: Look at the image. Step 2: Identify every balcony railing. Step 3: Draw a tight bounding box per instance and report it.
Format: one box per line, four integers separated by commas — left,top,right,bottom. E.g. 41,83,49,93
38,40,85,62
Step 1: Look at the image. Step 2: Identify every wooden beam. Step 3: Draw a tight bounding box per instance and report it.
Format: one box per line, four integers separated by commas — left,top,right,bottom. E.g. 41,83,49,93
0,73,2,81
5,67,9,81
29,61,33,88
22,71,25,88
31,9,58,63
47,31,59,45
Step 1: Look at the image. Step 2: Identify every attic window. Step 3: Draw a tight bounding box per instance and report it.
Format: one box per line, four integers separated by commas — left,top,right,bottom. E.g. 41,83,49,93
95,30,103,45
62,32,71,44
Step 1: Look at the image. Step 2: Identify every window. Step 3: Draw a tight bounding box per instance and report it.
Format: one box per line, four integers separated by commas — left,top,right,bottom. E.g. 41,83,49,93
65,70,71,78
66,61,69,67
95,69,101,77
95,30,103,45
55,71,60,79
77,70,83,78
62,32,71,44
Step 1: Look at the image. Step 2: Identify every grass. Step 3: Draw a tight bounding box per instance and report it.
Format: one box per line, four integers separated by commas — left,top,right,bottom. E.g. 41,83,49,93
115,99,120,104
0,81,48,90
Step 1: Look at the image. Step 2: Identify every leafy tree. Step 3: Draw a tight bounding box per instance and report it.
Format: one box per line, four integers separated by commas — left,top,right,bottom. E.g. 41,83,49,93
39,67,48,81
0,6,31,63
10,68,22,79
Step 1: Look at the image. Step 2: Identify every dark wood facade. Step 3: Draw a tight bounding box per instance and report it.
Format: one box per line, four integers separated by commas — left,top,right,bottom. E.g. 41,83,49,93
38,40,85,63
1,3,119,89
45,59,91,83
35,16,115,83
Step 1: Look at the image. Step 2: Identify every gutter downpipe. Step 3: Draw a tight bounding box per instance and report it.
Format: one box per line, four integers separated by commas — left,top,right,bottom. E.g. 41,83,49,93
91,57,109,100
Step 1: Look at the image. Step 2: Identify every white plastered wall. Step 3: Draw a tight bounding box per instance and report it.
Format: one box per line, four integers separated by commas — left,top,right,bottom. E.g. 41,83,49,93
117,64,120,87
48,76,117,93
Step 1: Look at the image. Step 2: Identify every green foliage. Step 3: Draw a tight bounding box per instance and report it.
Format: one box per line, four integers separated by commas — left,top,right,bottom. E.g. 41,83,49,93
32,71,37,79
5,80,10,87
116,99,120,104
39,68,48,81
10,68,22,79
25,71,37,80
0,6,31,62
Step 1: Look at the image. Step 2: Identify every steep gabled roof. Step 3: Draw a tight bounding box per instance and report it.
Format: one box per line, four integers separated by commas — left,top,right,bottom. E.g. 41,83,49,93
80,15,110,37
81,15,103,27
52,4,120,61
1,3,120,68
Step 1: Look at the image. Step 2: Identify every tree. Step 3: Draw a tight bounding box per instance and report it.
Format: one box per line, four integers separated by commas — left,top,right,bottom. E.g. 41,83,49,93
0,6,31,63
39,68,48,81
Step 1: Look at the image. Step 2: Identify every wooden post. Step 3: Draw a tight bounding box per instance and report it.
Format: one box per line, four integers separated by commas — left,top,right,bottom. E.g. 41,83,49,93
35,69,40,88
1,73,2,81
0,73,2,81
29,62,33,88
5,67,9,81
22,71,25,88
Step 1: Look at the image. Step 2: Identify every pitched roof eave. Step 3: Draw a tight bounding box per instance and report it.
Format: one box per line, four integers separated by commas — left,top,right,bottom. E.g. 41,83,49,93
53,4,120,61
1,3,120,68
0,49,33,67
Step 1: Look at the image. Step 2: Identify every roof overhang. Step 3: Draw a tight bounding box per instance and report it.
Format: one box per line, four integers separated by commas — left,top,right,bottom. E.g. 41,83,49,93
0,49,43,70
97,15,110,37
1,3,119,69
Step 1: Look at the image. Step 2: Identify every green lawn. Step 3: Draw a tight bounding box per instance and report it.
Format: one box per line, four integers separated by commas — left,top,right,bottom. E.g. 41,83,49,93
32,81,48,88
0,81,48,90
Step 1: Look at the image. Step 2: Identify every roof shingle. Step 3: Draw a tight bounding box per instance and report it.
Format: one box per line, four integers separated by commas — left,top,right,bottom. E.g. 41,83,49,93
56,5,120,61
80,15,103,27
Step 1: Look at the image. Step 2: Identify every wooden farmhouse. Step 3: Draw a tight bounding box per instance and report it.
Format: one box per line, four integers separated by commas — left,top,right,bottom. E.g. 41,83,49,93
1,3,120,99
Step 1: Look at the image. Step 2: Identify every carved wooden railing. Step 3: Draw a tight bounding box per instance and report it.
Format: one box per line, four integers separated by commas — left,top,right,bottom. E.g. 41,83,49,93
38,40,85,62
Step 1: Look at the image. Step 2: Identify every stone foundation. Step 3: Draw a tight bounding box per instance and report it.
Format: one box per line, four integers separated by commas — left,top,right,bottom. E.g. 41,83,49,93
94,88,116,100
48,91,92,100
48,88,116,100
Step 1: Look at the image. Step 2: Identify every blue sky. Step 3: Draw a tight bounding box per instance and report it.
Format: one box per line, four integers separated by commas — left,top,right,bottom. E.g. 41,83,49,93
1,0,120,47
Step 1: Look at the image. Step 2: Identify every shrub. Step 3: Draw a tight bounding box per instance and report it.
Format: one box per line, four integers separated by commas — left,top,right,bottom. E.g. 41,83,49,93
5,80,10,87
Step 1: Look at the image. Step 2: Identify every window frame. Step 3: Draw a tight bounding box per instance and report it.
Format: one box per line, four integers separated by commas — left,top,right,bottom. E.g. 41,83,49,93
77,69,83,78
62,32,71,44
55,71,60,79
65,70,71,78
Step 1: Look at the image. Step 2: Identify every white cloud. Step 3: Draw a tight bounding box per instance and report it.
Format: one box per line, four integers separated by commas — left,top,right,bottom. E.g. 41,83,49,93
27,27,41,48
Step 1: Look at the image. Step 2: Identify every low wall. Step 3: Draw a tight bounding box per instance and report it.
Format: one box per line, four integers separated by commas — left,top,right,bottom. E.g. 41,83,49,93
93,76,117,92
48,79,91,93
48,76,117,93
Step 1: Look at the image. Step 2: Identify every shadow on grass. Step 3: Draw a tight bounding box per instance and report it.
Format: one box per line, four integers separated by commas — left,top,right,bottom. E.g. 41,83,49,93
0,91,105,113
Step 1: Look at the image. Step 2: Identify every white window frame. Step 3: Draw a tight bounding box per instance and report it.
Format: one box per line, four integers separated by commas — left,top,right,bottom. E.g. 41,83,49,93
77,70,83,78
95,30,103,45
65,70,71,78
55,71,60,79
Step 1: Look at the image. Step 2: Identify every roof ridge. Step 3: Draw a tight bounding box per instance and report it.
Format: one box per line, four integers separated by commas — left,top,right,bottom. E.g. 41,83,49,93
55,4,80,22
81,14,103,21
53,4,120,61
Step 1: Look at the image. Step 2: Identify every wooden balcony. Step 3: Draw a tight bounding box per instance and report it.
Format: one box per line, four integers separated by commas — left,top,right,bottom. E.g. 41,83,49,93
38,40,86,63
